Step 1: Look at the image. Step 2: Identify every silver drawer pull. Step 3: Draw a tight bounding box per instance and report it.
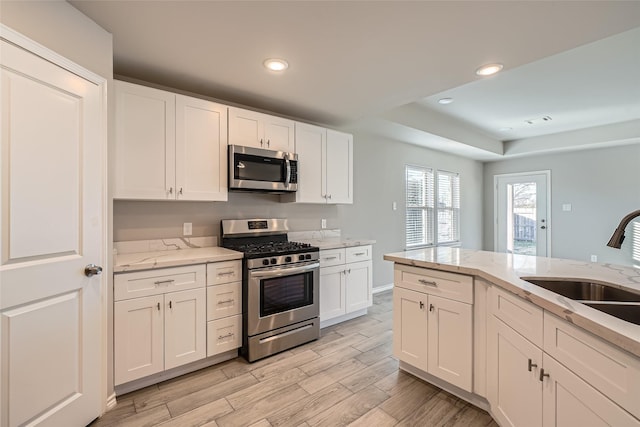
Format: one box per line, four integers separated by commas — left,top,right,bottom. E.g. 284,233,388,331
353,252,366,256
217,299,234,304
218,332,234,340
418,279,438,287
218,271,235,276
154,279,174,286
324,256,337,261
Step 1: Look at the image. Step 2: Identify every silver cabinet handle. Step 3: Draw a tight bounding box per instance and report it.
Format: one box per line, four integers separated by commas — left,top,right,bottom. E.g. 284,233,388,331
168,187,173,194
528,359,538,372
179,187,183,195
260,138,264,146
539,368,550,381
327,194,332,199
217,299,234,304
353,252,366,256
267,139,270,147
217,271,235,276
429,303,434,312
157,302,160,311
218,332,234,340
154,279,174,286
418,279,438,287
169,300,172,309
419,301,424,309
323,256,337,261
84,264,103,277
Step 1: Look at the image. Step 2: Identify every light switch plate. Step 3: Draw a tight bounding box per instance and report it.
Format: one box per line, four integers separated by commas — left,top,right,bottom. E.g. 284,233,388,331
321,219,327,229
562,204,572,212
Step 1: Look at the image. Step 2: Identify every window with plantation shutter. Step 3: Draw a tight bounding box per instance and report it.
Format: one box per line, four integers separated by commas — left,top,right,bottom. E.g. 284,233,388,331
405,165,434,247
436,170,460,244
405,166,460,248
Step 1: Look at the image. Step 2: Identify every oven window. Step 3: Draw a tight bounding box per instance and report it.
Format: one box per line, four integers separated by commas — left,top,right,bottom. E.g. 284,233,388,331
260,271,313,317
235,154,285,182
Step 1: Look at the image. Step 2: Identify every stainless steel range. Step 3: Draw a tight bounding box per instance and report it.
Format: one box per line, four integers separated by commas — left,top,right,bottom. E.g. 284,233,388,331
221,218,320,362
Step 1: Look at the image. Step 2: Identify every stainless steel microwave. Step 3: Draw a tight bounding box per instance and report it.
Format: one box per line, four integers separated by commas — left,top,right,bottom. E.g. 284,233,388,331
228,145,298,193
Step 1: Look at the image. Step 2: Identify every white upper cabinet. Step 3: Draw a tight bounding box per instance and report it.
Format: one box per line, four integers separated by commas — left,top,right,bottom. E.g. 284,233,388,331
115,80,175,200
175,95,228,201
228,106,294,152
114,80,228,201
286,123,353,204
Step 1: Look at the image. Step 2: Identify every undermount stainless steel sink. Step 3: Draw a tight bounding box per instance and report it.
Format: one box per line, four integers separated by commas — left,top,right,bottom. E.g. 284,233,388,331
521,277,640,325
521,278,640,302
582,303,640,326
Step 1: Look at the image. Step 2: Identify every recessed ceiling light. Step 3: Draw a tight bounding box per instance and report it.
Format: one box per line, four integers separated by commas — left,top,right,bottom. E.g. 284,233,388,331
475,63,503,76
438,98,454,105
263,58,289,72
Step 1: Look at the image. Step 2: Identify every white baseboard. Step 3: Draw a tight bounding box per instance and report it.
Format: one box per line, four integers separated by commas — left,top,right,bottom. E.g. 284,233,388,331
373,283,393,294
105,392,117,411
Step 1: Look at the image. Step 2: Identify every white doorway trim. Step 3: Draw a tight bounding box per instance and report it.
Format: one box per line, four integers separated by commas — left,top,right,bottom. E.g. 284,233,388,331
493,170,551,257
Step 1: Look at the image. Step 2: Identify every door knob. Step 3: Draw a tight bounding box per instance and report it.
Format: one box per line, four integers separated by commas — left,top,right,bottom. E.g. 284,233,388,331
84,264,103,277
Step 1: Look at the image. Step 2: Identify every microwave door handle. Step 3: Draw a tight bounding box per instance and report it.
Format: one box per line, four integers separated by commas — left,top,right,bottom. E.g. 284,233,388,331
284,158,291,188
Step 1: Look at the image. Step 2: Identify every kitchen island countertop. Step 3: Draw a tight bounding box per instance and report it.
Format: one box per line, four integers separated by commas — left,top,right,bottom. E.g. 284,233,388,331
384,247,640,357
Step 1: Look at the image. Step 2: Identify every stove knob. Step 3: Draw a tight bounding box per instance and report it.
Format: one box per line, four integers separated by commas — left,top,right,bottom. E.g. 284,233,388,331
298,255,305,261
270,258,277,265
285,256,292,263
262,259,269,266
305,254,312,260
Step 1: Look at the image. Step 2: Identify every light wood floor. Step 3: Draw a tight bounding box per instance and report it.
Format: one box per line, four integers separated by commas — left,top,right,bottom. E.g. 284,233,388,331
92,291,497,427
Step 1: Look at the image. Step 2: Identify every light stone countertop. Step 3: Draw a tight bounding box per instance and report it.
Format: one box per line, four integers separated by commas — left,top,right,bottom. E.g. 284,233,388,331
384,247,640,357
300,238,377,251
114,246,243,273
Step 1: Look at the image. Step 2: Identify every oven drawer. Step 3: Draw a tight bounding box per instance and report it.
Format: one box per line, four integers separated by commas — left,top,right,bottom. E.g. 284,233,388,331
207,260,242,286
114,264,206,301
207,281,242,321
346,245,372,263
320,249,346,267
207,314,241,356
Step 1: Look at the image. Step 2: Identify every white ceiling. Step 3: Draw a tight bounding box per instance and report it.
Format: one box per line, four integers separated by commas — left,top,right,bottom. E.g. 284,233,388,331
70,1,640,161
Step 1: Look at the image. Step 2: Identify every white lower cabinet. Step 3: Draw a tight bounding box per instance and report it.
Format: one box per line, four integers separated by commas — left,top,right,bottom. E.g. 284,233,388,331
114,265,207,386
487,286,640,426
319,246,372,325
206,260,242,356
392,265,473,392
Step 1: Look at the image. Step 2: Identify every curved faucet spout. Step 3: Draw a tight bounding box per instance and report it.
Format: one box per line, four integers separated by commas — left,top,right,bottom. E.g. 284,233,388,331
607,209,640,249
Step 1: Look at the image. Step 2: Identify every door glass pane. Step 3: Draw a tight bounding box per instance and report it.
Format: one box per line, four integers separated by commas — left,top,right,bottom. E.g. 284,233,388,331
507,182,537,255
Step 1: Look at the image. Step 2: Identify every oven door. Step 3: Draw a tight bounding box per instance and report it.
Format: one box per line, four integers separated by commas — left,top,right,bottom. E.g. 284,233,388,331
247,261,319,336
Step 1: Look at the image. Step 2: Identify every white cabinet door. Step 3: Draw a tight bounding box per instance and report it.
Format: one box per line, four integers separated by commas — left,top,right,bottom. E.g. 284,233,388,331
294,122,326,203
542,354,639,427
319,265,346,321
114,80,175,199
488,317,543,427
228,107,263,148
164,288,206,370
427,295,473,392
345,260,372,313
175,95,228,201
114,295,164,385
393,287,428,371
263,115,295,152
228,107,294,152
325,129,353,204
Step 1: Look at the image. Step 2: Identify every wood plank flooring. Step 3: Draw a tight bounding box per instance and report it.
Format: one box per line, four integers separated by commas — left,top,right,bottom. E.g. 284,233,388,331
91,291,497,427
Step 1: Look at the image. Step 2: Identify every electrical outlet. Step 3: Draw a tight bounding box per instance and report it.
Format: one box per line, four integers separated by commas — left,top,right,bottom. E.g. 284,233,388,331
183,222,192,236
321,219,327,229
590,254,598,262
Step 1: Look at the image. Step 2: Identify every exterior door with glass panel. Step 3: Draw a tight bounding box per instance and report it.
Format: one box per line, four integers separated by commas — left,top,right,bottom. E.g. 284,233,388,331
495,172,550,257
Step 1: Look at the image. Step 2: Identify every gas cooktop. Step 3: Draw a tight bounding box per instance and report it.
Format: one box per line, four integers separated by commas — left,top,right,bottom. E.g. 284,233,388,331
224,240,318,258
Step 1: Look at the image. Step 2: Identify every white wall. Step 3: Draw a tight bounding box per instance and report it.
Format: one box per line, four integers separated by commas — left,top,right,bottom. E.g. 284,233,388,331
483,143,640,266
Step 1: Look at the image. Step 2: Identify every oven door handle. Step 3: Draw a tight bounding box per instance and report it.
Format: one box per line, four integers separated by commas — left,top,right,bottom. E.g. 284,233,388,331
249,262,320,279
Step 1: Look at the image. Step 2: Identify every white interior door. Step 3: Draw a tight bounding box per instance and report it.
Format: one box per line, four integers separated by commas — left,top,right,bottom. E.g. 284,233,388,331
0,34,105,426
495,171,550,257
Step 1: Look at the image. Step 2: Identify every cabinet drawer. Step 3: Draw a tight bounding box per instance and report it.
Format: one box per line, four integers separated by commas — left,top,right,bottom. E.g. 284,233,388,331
345,245,372,263
489,286,543,347
319,249,346,267
207,314,242,356
207,281,242,321
207,260,242,286
394,265,473,304
114,264,206,301
543,312,640,418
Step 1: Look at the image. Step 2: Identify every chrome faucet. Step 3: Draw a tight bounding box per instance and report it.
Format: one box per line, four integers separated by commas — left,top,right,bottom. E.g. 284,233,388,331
607,209,640,248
